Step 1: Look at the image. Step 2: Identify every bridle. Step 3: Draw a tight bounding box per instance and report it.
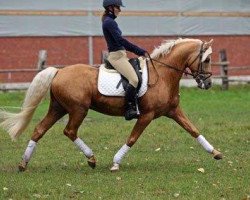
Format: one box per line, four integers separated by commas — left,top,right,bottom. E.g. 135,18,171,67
146,42,212,87
188,42,212,80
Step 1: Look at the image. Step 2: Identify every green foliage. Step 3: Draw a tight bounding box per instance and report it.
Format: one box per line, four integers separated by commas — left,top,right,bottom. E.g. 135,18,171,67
0,85,250,200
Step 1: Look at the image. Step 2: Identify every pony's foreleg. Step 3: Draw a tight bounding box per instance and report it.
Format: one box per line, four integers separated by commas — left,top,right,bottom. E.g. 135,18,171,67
111,114,153,172
168,106,222,160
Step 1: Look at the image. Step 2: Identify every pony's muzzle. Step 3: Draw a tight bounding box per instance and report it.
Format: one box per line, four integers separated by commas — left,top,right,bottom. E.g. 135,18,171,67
196,75,212,90
204,78,212,89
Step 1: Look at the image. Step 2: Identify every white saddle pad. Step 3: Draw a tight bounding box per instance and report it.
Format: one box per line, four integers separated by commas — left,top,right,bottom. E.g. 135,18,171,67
98,62,148,97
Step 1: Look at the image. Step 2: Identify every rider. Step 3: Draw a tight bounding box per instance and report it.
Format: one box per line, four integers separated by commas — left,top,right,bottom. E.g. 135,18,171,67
102,0,147,120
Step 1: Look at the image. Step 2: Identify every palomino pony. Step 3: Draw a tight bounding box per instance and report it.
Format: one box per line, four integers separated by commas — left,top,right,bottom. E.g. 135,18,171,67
0,38,222,172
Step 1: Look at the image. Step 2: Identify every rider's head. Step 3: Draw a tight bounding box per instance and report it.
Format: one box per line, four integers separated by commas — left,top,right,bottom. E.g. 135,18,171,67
103,0,125,8
103,0,124,16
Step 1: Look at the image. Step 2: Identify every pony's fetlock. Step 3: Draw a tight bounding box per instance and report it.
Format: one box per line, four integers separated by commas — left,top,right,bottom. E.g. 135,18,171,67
110,163,120,172
87,155,96,169
212,149,223,160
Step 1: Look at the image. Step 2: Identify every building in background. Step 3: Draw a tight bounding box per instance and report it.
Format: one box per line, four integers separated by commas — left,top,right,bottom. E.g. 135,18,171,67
0,0,249,82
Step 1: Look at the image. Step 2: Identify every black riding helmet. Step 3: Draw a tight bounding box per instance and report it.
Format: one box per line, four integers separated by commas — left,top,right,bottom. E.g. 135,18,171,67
103,0,125,8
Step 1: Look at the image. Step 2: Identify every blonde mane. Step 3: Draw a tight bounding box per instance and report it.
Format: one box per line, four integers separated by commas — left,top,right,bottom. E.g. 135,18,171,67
150,38,202,59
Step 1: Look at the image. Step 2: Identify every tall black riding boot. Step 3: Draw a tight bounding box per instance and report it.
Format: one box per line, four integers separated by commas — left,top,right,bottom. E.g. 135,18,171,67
125,84,140,120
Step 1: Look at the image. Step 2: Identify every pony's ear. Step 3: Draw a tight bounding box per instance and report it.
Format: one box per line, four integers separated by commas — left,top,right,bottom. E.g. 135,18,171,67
204,39,213,48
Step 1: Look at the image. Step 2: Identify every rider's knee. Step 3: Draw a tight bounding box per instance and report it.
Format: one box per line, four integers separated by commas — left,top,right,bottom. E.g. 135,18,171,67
129,76,139,88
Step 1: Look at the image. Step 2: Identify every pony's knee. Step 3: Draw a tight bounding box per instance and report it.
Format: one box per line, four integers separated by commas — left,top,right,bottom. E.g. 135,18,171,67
64,128,77,141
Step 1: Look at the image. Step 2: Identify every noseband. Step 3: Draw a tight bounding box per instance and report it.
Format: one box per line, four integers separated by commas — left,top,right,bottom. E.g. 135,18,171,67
146,42,212,83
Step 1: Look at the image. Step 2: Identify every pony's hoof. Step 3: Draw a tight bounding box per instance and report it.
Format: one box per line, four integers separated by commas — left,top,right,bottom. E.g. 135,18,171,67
87,156,96,169
18,161,27,172
110,163,119,172
212,149,223,160
214,153,223,160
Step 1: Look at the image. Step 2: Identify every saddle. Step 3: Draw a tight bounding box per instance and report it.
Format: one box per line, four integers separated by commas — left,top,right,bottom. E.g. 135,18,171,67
97,58,148,97
104,58,143,92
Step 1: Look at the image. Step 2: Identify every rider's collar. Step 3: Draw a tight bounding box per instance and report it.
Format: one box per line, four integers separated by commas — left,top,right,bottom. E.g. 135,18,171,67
107,12,117,19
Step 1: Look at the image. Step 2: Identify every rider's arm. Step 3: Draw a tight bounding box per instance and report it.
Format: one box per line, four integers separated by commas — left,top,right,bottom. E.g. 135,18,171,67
107,20,146,56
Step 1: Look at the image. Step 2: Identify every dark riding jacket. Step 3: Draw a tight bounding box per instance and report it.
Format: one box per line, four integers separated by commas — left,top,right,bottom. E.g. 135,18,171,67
102,12,146,56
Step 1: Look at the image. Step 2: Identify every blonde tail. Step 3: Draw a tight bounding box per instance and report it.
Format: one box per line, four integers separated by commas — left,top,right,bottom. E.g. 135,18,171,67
0,67,59,140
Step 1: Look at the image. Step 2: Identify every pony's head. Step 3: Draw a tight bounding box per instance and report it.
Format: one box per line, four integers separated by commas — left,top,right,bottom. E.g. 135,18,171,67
150,38,214,90
186,39,213,90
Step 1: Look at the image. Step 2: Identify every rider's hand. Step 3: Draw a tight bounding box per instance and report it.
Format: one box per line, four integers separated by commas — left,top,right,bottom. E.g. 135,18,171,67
141,52,146,58
143,52,149,60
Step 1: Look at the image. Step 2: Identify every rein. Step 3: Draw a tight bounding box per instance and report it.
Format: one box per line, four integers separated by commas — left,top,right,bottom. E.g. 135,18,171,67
149,56,194,76
145,52,193,87
145,52,159,87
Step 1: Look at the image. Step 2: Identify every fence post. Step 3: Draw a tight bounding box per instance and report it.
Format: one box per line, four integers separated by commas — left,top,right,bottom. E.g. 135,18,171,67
219,49,228,90
37,50,47,70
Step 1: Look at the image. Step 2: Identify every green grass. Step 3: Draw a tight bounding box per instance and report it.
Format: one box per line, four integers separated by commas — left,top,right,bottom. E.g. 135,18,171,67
0,85,250,200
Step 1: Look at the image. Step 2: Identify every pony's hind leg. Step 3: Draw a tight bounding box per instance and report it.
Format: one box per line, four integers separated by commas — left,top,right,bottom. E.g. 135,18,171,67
18,97,66,172
63,108,96,169
168,106,222,160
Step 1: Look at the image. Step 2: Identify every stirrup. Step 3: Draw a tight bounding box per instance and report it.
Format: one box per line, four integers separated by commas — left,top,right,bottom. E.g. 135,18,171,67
125,110,139,120
125,103,140,120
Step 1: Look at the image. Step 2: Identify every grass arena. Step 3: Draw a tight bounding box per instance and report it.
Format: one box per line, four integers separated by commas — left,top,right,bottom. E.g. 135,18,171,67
0,85,249,199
